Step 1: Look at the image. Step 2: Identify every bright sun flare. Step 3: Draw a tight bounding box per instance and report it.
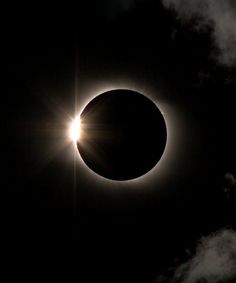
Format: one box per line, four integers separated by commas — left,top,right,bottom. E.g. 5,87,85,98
69,116,81,143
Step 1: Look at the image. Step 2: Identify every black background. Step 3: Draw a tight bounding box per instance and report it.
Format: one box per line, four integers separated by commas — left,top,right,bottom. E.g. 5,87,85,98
4,1,236,282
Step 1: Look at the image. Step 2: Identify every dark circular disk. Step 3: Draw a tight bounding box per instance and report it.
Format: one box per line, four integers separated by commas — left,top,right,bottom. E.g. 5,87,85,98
77,89,167,181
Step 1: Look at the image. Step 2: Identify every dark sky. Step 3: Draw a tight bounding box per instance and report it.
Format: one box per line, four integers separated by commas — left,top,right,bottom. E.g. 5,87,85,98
4,1,236,282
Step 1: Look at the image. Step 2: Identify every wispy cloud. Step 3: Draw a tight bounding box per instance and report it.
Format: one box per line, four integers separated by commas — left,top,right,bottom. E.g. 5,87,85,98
154,229,236,283
101,0,135,19
162,0,236,66
224,173,236,200
225,173,236,187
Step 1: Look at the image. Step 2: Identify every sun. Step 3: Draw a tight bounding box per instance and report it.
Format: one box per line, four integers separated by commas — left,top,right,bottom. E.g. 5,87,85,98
69,116,81,143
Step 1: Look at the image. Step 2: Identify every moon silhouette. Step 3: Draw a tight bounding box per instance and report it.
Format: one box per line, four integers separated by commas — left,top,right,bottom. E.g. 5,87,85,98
77,89,167,181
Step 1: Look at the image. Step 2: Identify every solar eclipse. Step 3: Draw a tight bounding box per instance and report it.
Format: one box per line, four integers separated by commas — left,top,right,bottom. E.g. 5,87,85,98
72,89,167,181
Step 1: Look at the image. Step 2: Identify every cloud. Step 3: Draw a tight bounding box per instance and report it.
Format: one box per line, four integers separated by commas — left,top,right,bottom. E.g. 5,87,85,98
161,0,236,66
154,229,236,283
101,0,135,19
174,229,236,282
224,173,236,200
225,173,236,187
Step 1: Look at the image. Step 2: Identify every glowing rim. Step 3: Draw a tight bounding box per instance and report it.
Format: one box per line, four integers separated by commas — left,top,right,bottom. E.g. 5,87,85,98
69,84,181,186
